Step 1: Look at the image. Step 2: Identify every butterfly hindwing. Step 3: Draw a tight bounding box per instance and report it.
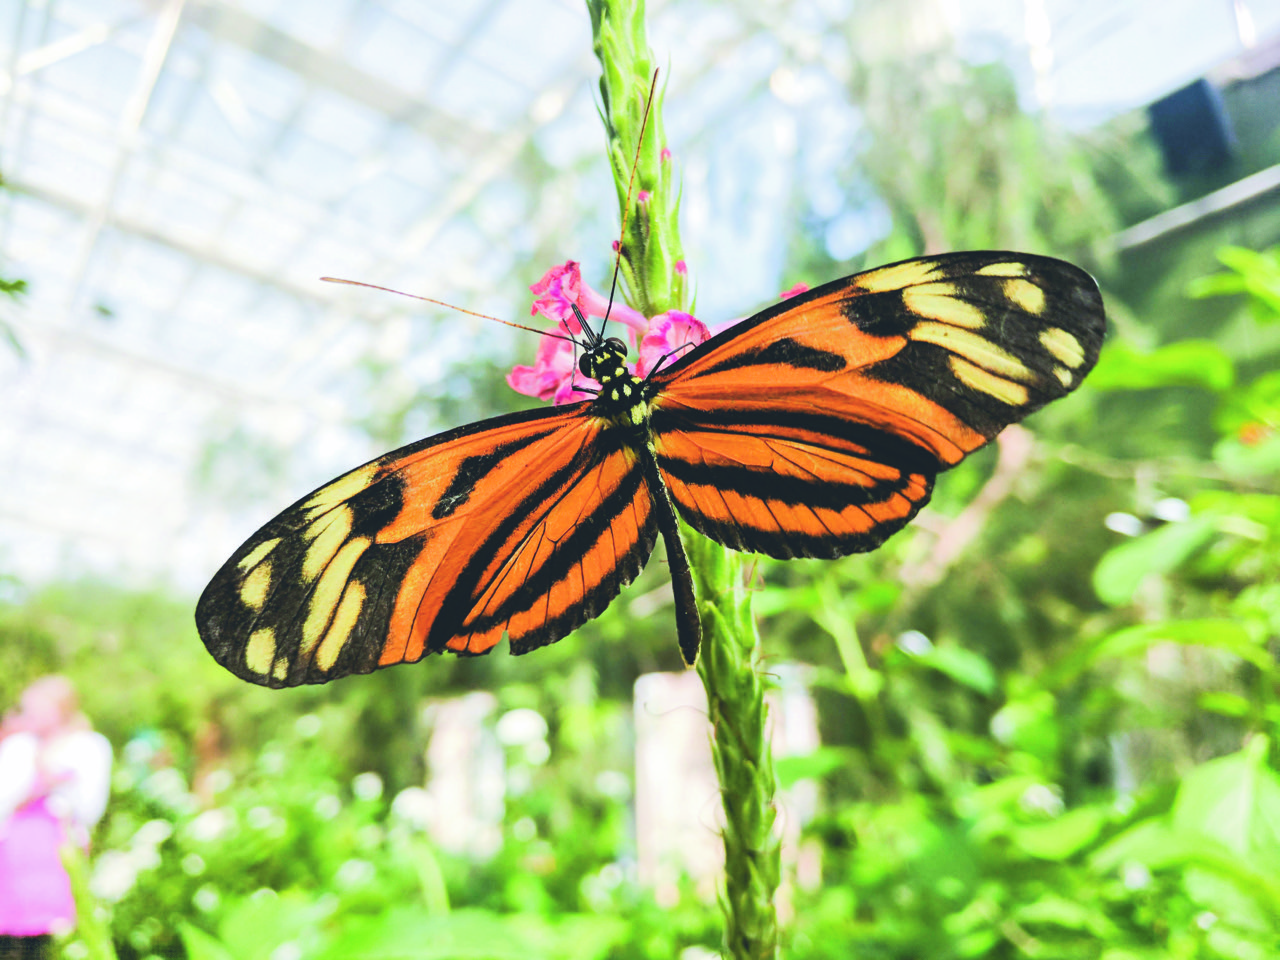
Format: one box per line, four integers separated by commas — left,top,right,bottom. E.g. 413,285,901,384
648,252,1103,559
196,405,658,687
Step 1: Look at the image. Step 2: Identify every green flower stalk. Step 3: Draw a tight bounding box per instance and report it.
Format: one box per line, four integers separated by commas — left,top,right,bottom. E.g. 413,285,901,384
587,0,687,319
586,1,781,956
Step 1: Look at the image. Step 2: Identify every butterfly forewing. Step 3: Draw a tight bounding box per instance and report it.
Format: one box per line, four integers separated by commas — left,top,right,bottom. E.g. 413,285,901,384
196,405,657,686
648,252,1103,559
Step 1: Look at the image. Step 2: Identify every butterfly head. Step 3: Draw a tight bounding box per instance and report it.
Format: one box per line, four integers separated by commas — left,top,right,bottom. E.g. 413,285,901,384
580,336,631,385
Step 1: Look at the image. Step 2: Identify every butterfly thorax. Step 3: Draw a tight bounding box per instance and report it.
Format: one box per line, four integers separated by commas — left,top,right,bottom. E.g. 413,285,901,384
581,337,649,427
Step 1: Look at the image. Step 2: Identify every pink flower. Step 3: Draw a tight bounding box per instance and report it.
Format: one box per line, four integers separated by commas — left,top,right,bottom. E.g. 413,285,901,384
529,260,646,336
660,148,671,162
637,190,651,203
779,282,810,299
506,326,597,404
636,310,711,378
511,261,714,404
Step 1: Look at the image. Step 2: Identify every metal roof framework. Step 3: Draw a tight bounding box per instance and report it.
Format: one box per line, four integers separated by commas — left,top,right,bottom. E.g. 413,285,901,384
0,0,1275,591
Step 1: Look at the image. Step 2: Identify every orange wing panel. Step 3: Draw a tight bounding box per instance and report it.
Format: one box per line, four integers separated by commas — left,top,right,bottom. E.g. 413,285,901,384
197,405,657,687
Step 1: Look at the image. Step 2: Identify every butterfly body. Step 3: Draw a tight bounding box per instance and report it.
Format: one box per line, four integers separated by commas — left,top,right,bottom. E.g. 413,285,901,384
197,252,1106,687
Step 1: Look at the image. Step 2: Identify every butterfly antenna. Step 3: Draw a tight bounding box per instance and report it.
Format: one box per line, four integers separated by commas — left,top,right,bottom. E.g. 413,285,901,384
570,302,599,348
601,67,660,337
321,277,578,345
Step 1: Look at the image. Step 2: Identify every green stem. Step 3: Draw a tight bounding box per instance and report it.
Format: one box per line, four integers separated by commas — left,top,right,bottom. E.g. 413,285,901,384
586,1,780,955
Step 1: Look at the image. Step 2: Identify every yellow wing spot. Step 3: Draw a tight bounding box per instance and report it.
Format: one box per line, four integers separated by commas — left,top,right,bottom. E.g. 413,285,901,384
902,287,986,330
1004,279,1046,315
245,628,277,676
272,658,288,681
239,561,272,612
237,538,280,572
301,536,370,656
302,506,354,580
976,262,1028,278
1053,366,1073,387
854,258,941,294
911,322,1033,382
950,356,1029,406
303,464,378,519
316,581,366,673
1040,327,1085,368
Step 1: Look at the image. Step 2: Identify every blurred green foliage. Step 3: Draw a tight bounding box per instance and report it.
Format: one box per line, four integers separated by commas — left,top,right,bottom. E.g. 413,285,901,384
2,22,1280,960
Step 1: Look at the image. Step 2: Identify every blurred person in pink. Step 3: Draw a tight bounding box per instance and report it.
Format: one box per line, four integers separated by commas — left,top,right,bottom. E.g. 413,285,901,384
0,676,112,959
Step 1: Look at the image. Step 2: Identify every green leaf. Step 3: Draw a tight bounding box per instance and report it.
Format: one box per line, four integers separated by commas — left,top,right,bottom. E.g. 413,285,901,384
1087,619,1271,671
218,892,324,960
1173,736,1280,863
1012,891,1118,936
1011,805,1107,860
1213,433,1280,478
1092,516,1217,605
1189,245,1280,317
1214,370,1280,434
60,844,119,960
1087,339,1235,392
775,746,849,789
910,644,997,695
316,909,628,960
1198,691,1253,717
179,924,237,960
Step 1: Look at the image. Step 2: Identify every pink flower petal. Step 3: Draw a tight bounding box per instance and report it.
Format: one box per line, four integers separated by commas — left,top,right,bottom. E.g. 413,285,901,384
529,259,646,336
506,328,597,404
779,282,810,299
636,310,711,378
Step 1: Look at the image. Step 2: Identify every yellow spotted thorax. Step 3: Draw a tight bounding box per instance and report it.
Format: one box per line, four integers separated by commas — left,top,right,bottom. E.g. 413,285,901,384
580,336,650,427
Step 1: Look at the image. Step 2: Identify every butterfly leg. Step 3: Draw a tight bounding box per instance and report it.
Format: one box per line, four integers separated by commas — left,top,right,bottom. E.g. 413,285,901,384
637,443,701,665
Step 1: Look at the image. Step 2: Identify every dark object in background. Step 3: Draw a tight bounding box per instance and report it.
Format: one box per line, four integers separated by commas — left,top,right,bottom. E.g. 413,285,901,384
1148,78,1237,176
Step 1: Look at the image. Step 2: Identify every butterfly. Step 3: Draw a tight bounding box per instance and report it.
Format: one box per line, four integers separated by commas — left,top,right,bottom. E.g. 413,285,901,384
196,252,1105,687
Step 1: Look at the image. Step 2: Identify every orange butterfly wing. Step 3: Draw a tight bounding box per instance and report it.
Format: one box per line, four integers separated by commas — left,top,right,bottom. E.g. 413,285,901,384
647,252,1104,558
196,406,656,686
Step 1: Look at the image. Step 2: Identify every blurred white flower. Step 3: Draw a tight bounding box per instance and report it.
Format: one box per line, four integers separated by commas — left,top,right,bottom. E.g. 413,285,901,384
391,786,433,828
313,794,341,820
353,771,384,802
294,714,322,738
1019,783,1065,817
334,858,376,888
143,768,192,811
1122,862,1151,890
1195,911,1217,930
599,862,623,888
90,851,137,902
524,739,551,766
181,853,206,876
123,738,156,766
595,770,631,801
896,630,932,655
188,808,233,842
357,824,384,850
271,943,303,960
133,819,173,848
1153,497,1190,523
248,806,277,830
130,845,161,872
1105,512,1145,537
496,708,548,746
193,884,220,913
204,769,233,795
62,942,89,960
260,749,286,775
512,816,537,842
